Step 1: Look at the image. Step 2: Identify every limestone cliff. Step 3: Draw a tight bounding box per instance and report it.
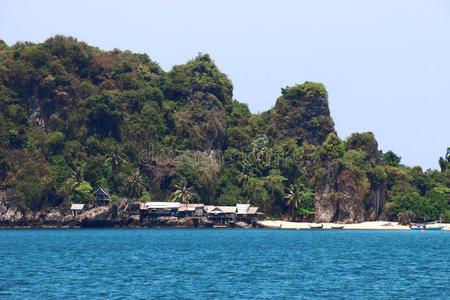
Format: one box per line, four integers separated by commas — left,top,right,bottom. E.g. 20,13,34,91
313,133,386,223
272,82,336,146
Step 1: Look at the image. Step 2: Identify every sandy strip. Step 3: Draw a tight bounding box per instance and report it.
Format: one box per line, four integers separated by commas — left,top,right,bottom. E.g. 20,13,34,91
342,221,410,230
258,220,408,230
258,220,450,230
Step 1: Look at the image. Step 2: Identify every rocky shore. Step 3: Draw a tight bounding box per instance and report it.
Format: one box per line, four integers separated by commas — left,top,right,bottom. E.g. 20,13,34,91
0,195,259,229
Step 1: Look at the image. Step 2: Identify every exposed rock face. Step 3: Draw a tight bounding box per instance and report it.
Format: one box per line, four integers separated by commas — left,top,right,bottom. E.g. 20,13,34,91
314,134,386,223
140,216,214,228
273,82,336,146
0,190,24,226
398,211,413,226
364,184,386,221
79,205,118,227
44,209,64,225
230,221,251,228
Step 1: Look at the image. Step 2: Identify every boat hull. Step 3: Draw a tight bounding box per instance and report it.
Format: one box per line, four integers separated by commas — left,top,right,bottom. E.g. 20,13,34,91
410,226,445,231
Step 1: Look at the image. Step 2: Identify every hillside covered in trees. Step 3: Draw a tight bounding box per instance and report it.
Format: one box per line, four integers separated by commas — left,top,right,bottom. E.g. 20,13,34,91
0,36,448,223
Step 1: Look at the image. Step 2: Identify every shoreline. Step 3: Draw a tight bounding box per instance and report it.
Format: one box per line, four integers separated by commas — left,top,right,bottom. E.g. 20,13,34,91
257,220,450,230
1,221,450,230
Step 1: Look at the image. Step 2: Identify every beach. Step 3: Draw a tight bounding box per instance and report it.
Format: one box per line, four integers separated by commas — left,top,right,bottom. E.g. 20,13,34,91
258,220,450,230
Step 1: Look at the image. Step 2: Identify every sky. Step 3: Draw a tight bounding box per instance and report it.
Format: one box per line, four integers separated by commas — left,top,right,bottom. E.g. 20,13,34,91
0,0,449,170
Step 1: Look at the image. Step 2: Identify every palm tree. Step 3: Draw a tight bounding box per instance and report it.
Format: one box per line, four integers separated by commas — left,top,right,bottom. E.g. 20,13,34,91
126,170,144,199
66,163,85,191
285,184,302,218
171,181,197,204
105,148,126,170
237,159,253,185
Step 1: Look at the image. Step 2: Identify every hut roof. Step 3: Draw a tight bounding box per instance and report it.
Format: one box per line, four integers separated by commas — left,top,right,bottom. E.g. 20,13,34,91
145,202,180,209
236,204,251,213
179,203,204,212
216,206,237,213
70,204,85,210
186,203,204,208
204,205,216,213
248,207,259,214
95,186,110,197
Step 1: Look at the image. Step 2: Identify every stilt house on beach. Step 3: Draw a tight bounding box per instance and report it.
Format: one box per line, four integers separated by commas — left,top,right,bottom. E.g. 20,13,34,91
94,186,111,207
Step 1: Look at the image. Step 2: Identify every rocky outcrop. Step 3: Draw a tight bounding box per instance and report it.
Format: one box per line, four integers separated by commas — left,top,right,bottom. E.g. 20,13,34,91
398,211,414,225
44,209,64,225
0,190,24,226
0,194,231,228
79,205,118,227
272,82,336,146
314,134,386,223
140,216,215,228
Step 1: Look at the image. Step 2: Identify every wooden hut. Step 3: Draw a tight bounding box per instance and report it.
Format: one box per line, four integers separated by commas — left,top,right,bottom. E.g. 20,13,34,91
177,204,205,218
70,203,85,216
94,186,111,207
205,206,236,224
140,202,181,218
235,204,264,221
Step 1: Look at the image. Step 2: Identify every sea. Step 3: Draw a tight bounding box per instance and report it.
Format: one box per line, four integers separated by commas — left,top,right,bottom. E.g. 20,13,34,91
0,229,448,299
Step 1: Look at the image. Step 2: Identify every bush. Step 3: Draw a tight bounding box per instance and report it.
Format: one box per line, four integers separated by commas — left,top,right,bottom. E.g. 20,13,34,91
321,133,344,160
49,131,65,154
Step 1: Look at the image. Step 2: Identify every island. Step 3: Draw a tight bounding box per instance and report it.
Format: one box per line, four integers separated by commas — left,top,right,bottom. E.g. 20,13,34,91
0,36,448,228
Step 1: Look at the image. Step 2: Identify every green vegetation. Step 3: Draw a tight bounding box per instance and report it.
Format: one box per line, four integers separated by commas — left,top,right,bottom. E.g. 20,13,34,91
0,36,448,222
382,149,450,223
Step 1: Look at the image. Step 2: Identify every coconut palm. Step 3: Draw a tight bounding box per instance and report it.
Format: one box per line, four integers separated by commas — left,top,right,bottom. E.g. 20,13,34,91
65,163,85,191
285,184,302,217
171,181,197,204
126,170,145,199
105,148,126,170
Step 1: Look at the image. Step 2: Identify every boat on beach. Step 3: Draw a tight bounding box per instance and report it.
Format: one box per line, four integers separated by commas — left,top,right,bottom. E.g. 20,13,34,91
309,223,323,229
330,224,345,229
410,224,445,231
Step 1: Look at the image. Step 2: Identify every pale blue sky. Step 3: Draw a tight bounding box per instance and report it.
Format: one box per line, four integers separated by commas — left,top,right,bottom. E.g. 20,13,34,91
1,0,449,170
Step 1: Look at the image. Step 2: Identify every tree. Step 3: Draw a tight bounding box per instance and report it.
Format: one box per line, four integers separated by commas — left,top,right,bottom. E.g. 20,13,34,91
285,184,316,220
74,181,93,203
105,148,127,170
381,150,401,167
295,188,315,221
126,170,144,199
438,147,449,172
285,184,302,217
171,181,197,204
320,133,344,160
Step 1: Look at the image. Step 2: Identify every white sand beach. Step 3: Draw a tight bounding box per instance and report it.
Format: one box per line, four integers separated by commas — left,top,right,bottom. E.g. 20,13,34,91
258,220,450,230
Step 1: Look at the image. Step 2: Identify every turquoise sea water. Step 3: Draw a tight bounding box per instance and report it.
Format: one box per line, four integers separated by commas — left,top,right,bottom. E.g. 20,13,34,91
0,229,448,299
